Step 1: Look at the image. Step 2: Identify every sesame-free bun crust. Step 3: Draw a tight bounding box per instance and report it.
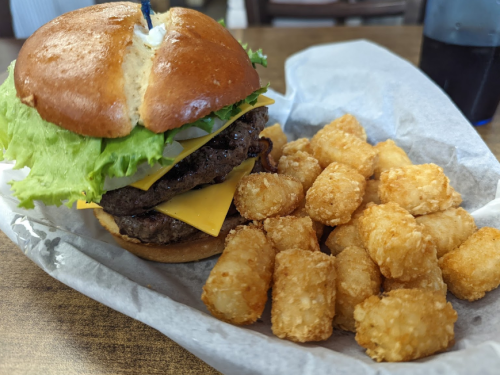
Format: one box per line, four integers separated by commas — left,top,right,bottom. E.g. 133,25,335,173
14,3,261,138
140,8,261,133
14,2,141,138
94,209,226,263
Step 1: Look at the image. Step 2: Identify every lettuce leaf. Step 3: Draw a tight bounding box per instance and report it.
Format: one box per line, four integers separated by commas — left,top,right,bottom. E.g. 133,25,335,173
0,113,8,161
93,126,171,179
213,83,269,121
240,43,268,68
0,63,104,208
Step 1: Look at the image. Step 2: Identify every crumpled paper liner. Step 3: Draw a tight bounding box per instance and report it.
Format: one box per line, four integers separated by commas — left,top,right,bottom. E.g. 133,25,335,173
1,40,499,374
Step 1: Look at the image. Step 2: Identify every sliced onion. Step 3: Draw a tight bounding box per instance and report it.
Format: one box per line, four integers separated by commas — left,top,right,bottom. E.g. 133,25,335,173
173,118,225,141
103,141,184,191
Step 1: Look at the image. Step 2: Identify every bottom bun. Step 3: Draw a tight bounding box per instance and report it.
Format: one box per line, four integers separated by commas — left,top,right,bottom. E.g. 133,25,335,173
94,209,227,263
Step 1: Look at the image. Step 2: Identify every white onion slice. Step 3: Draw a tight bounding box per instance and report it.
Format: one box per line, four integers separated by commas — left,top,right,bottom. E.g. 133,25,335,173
173,118,225,141
103,141,184,191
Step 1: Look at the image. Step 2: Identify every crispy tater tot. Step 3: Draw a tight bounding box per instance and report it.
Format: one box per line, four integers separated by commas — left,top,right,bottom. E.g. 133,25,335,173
278,151,322,192
451,189,463,207
416,207,477,258
290,200,324,239
358,202,436,280
354,289,457,362
264,216,320,253
234,173,304,220
325,114,367,141
201,225,275,325
311,128,377,178
384,260,447,296
379,164,460,216
306,162,366,226
272,249,336,342
282,138,313,156
439,227,500,301
334,246,381,332
362,179,381,207
260,123,287,163
325,217,364,256
373,139,412,179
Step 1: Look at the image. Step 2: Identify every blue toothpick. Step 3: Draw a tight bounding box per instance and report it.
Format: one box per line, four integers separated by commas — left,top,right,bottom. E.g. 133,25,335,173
141,0,153,30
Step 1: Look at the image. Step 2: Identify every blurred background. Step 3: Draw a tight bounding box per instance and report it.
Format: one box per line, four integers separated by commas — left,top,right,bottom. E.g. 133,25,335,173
0,0,426,38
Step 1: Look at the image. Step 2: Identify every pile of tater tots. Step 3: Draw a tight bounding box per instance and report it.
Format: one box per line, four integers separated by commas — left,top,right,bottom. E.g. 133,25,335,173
201,115,500,363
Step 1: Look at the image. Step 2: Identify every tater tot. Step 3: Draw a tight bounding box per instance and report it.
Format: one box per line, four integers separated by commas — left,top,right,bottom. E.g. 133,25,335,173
358,202,436,280
373,139,412,179
416,207,477,258
282,138,313,156
311,128,377,178
234,173,304,220
379,164,460,216
306,162,366,226
334,246,381,332
272,249,336,342
354,289,457,362
201,226,275,325
439,227,500,301
290,200,324,239
325,114,367,141
264,216,320,253
451,190,463,207
362,179,381,207
278,151,322,192
384,260,447,296
260,123,287,162
325,218,364,256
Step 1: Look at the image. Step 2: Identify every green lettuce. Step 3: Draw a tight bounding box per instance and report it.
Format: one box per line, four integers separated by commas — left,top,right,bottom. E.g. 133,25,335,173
240,43,268,68
0,61,269,209
92,126,170,180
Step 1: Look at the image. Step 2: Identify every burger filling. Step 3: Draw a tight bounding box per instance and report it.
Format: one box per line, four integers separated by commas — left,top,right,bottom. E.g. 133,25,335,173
104,107,271,245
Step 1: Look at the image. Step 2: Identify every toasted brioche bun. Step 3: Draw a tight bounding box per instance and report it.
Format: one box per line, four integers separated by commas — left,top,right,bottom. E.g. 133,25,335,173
94,209,227,263
14,3,260,138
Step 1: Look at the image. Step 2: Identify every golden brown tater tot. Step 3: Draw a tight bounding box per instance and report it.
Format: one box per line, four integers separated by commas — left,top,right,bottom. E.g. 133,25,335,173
201,225,275,325
334,246,381,332
439,227,500,301
373,139,412,179
416,207,477,258
234,173,304,220
354,289,457,362
272,249,336,342
264,216,320,253
306,162,366,226
358,202,436,280
378,164,460,216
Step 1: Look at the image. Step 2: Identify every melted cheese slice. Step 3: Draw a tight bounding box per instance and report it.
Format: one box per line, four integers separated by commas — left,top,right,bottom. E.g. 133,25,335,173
77,200,102,209
154,158,255,237
130,95,274,191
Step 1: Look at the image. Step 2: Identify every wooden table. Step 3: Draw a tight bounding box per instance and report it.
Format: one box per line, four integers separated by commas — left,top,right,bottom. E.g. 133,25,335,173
1,26,500,375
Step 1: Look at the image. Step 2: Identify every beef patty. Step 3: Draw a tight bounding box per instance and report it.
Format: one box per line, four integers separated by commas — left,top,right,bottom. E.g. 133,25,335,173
100,107,268,217
114,206,247,245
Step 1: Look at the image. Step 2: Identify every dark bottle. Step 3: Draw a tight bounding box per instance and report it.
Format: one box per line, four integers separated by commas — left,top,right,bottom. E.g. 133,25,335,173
419,0,500,125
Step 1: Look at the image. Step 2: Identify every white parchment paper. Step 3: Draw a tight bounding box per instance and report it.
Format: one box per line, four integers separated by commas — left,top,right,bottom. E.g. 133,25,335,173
2,40,500,374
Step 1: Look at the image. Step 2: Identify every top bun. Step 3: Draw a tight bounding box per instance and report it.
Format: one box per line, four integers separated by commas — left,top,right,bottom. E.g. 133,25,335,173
14,3,261,138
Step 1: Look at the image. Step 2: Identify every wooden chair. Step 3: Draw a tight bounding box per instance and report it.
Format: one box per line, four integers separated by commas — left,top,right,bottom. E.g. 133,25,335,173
245,0,426,26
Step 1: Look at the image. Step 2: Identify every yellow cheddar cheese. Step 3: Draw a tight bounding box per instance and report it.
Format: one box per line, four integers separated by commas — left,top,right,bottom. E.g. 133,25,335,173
154,158,255,237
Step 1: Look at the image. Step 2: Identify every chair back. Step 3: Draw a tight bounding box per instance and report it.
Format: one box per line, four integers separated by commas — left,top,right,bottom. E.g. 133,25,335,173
246,0,426,26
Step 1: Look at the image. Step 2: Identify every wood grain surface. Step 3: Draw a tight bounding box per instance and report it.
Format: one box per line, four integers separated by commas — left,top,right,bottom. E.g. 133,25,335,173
1,25,500,375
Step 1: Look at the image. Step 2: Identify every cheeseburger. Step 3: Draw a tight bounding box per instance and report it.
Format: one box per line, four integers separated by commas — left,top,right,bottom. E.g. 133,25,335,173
0,2,275,262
